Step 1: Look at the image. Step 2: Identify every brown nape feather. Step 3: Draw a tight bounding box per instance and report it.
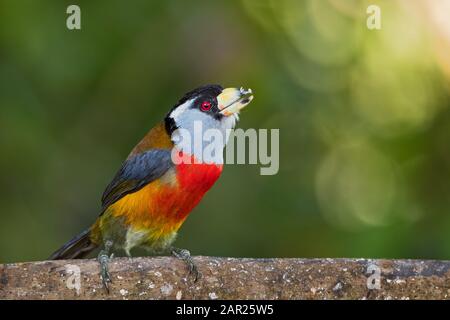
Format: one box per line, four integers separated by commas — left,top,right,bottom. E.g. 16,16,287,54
128,122,173,158
49,229,98,260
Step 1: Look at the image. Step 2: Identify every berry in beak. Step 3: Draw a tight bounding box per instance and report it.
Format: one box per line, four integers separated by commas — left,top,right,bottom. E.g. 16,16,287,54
217,87,254,116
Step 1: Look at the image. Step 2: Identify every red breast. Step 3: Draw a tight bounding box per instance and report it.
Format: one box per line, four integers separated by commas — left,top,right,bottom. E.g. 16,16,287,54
168,151,223,220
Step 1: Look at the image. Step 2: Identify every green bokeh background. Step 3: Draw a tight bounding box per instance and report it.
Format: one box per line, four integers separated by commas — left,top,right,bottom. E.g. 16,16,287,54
1,0,450,263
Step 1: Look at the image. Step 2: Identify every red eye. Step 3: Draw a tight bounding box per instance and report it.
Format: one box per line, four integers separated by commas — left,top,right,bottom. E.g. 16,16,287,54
200,101,212,111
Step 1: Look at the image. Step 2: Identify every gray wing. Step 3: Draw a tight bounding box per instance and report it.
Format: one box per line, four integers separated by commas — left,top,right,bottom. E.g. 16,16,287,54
101,149,173,213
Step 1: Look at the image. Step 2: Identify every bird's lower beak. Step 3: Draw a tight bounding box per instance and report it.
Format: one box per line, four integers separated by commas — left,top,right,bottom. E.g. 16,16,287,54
217,87,254,116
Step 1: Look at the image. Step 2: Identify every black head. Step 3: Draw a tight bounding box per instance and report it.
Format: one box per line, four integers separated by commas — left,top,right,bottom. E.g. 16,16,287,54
165,84,253,135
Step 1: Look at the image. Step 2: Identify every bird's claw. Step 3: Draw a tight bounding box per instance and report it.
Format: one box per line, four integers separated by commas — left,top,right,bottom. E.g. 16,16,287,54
171,248,200,282
188,259,199,282
101,264,112,292
98,241,114,293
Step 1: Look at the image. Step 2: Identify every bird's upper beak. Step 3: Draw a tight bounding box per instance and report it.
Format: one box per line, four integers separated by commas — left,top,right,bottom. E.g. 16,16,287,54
217,87,254,116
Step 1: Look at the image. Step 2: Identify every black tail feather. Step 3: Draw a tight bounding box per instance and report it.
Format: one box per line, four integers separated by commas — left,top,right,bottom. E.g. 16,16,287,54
49,229,98,260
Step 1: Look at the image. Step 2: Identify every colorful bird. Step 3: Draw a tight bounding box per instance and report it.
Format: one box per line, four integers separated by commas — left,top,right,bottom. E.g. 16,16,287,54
49,84,254,290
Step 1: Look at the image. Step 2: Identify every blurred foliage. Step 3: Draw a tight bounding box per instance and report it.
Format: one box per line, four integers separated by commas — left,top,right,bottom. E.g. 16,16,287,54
1,0,450,263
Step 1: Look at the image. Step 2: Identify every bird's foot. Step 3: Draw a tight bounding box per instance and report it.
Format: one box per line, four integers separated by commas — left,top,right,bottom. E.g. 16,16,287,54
98,240,114,292
171,247,200,282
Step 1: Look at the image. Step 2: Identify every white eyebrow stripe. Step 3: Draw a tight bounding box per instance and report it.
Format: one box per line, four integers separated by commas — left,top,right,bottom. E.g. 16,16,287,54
169,98,195,121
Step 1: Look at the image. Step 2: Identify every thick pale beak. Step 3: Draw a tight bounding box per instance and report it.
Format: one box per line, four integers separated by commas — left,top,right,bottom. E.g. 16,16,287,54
217,87,254,116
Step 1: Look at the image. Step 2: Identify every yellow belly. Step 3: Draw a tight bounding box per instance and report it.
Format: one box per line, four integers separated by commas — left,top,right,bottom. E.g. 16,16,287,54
92,171,186,254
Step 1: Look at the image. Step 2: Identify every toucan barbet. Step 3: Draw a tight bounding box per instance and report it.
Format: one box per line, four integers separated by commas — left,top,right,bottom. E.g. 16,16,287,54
49,84,254,290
